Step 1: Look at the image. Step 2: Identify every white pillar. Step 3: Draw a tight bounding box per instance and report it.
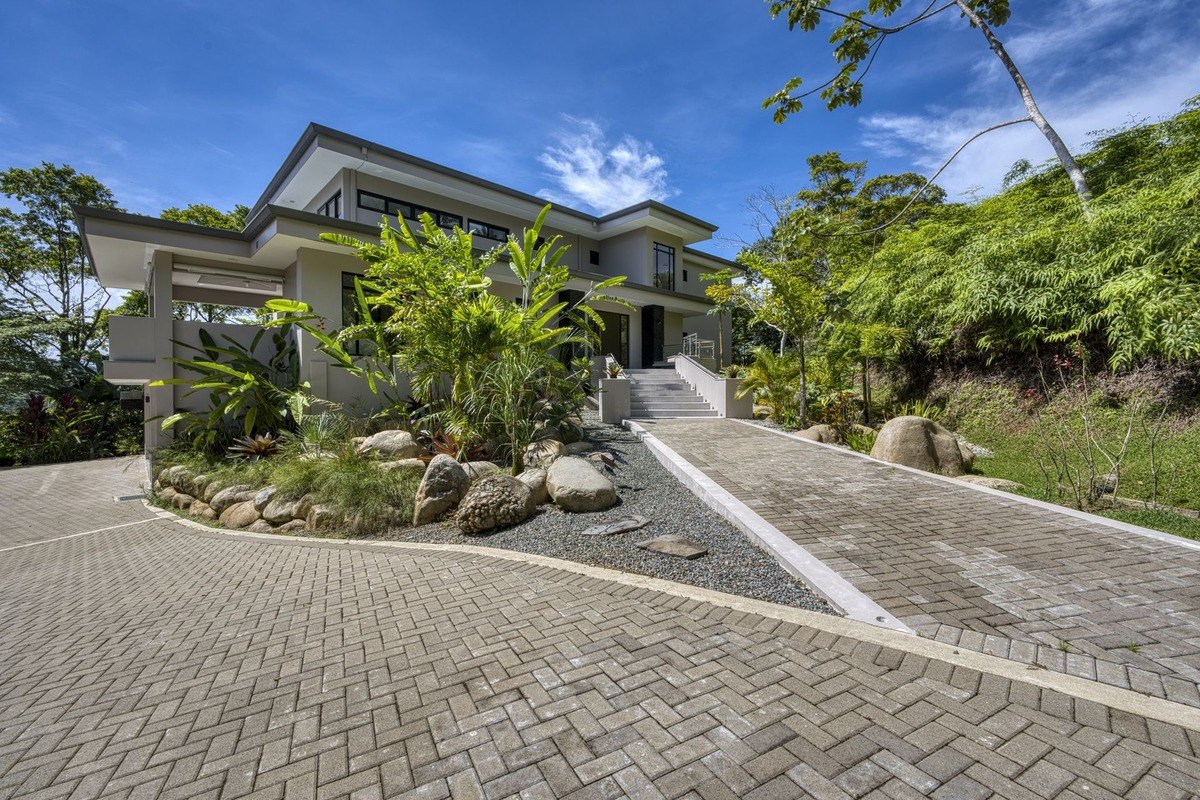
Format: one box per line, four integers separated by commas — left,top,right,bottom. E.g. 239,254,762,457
144,251,174,461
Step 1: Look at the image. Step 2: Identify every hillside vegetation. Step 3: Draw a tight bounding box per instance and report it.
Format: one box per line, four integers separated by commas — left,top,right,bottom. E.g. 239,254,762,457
733,101,1200,535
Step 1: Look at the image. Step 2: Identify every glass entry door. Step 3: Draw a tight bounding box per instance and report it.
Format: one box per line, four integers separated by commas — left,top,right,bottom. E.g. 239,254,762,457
596,310,630,367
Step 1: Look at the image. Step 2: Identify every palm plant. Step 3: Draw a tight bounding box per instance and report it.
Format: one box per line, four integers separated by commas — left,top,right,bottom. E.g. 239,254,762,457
150,324,308,452
737,346,804,427
265,204,627,456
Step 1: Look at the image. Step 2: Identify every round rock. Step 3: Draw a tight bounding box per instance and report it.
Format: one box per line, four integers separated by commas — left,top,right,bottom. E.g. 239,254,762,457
412,454,470,526
516,468,549,505
219,500,261,530
356,429,421,459
870,415,967,476
547,456,617,512
456,475,536,534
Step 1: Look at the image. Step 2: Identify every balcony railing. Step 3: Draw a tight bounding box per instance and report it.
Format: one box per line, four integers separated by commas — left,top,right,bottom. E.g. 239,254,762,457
681,332,715,360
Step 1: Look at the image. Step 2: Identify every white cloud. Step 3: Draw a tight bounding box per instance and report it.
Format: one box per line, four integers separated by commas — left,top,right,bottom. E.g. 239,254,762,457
860,11,1200,198
538,117,676,214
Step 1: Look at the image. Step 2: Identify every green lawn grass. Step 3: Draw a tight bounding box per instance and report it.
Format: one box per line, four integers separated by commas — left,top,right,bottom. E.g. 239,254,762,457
934,377,1200,540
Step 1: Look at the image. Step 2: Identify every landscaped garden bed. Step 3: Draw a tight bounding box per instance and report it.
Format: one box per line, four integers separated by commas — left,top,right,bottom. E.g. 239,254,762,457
150,409,833,612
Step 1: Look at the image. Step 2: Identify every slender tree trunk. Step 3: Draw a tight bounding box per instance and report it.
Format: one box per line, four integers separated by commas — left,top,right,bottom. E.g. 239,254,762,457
862,356,871,424
797,338,808,427
953,0,1092,211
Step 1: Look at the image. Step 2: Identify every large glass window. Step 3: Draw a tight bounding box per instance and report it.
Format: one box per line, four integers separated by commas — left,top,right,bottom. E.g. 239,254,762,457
653,243,675,291
340,273,388,356
356,190,461,230
317,191,341,218
468,219,509,242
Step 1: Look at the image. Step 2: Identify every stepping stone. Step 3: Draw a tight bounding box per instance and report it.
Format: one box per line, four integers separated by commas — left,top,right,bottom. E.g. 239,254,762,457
581,515,651,537
636,534,707,559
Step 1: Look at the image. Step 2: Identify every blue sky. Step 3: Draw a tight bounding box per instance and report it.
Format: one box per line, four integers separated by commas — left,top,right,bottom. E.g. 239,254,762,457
1,0,1196,257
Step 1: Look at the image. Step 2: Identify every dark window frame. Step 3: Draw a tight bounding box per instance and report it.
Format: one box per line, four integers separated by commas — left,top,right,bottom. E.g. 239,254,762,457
467,218,510,242
682,268,689,282
356,189,462,230
317,190,341,219
589,249,601,266
340,272,389,356
653,242,676,292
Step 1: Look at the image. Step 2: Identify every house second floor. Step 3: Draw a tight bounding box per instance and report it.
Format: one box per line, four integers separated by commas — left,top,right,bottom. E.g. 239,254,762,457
256,124,735,300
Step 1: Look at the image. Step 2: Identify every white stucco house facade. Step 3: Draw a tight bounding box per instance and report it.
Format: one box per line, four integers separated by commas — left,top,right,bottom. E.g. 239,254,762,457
76,123,738,452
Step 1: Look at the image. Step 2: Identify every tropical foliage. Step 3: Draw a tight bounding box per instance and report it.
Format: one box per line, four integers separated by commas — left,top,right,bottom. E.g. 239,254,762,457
149,323,307,453
265,204,626,467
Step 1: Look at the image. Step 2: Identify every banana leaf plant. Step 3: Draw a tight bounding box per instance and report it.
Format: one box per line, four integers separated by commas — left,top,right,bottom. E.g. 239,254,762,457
148,323,308,452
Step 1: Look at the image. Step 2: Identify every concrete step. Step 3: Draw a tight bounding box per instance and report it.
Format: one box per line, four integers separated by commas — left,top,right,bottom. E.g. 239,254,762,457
629,408,719,418
631,399,713,408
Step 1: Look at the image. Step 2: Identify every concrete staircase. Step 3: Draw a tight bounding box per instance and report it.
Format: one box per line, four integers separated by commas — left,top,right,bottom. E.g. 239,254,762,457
626,369,718,418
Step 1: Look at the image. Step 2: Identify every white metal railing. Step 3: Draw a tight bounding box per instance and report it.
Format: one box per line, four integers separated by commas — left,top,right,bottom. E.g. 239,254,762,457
682,333,715,360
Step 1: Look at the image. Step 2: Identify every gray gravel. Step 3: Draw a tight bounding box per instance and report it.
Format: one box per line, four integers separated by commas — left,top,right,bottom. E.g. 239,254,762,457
395,411,835,613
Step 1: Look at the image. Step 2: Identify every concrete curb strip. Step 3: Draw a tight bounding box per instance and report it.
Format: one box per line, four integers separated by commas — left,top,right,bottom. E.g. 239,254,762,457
623,420,911,633
735,418,1200,552
146,500,1200,732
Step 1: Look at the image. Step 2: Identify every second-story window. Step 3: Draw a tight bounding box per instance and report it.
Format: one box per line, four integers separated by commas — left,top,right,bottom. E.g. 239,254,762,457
317,191,341,218
589,250,600,266
468,219,509,242
356,190,462,230
653,243,675,291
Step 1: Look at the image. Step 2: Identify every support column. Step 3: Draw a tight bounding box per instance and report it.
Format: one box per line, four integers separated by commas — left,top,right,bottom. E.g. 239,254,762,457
144,251,174,462
641,304,664,367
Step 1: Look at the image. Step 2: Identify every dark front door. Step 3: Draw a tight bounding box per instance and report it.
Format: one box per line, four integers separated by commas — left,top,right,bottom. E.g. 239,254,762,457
597,310,630,366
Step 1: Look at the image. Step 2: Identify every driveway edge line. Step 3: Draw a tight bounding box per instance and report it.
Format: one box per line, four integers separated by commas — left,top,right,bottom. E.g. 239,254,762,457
146,502,1200,732
733,418,1200,552
621,420,911,633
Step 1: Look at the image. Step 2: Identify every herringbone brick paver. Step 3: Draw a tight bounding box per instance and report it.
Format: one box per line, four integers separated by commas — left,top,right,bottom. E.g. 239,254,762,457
0,457,148,548
3,460,1200,798
639,418,1200,707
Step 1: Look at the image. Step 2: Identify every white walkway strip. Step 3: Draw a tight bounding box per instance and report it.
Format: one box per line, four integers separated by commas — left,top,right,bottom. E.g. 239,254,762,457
623,420,913,633
734,418,1200,553
0,519,157,554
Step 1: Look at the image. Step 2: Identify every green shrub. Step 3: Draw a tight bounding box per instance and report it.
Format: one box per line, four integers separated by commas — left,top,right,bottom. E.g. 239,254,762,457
844,427,877,454
270,449,421,532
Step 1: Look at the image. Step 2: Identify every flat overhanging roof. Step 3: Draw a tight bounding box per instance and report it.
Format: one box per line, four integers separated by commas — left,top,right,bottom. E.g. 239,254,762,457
251,123,721,244
75,205,719,309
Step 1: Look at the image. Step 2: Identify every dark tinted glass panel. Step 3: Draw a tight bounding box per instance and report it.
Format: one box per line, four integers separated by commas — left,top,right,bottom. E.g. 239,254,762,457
357,191,386,212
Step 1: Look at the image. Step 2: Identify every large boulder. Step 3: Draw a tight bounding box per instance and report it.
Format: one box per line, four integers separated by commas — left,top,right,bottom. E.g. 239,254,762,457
957,440,975,471
378,458,427,474
463,461,502,484
524,439,566,468
870,416,968,477
219,500,261,530
306,504,342,531
796,424,840,444
547,456,618,512
456,476,536,534
356,429,421,459
170,492,195,511
412,454,471,526
262,496,302,524
253,487,277,513
517,468,549,505
209,485,256,514
189,500,217,522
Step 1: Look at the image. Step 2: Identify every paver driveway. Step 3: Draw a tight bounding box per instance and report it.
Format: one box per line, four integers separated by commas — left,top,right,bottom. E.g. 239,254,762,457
3,458,1200,799
636,419,1200,709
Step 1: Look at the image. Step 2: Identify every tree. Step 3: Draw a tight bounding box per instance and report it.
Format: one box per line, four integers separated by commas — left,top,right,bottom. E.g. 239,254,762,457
763,0,1093,211
0,163,118,397
115,203,251,323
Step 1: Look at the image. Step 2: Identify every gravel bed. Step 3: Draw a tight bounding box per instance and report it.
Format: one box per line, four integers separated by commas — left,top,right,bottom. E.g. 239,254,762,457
394,411,835,613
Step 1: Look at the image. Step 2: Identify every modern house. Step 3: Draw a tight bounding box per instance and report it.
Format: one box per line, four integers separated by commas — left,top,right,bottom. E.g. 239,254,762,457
77,123,738,452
